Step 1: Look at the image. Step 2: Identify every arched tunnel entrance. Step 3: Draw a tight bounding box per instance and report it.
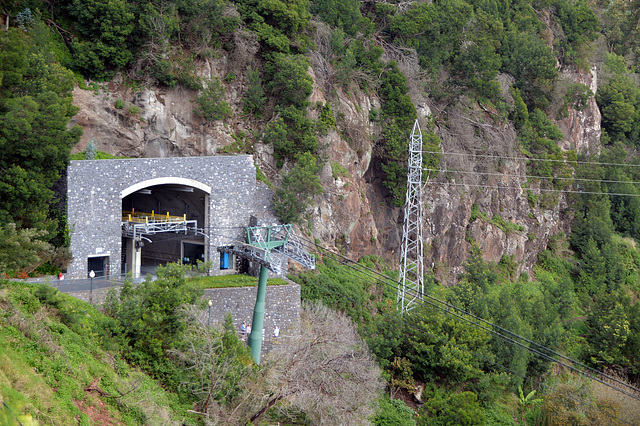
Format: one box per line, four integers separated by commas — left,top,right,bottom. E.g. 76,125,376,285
121,181,209,278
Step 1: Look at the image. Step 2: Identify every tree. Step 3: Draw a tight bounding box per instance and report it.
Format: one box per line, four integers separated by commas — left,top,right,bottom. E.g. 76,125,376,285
172,309,253,417
310,0,364,35
499,31,558,109
195,78,232,121
63,0,135,79
243,67,266,114
0,223,52,275
263,105,318,159
248,301,385,424
273,152,323,223
419,389,486,426
104,263,204,383
264,53,313,108
0,28,82,240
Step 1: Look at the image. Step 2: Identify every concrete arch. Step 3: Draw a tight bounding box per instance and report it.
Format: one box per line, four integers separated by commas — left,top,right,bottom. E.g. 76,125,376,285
120,177,212,198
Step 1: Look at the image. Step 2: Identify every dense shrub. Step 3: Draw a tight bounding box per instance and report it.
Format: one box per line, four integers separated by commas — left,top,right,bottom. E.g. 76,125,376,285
195,78,233,121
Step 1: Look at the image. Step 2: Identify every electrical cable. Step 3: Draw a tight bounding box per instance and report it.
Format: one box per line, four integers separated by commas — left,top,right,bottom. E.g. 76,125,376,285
426,180,640,197
294,253,635,425
295,235,640,400
120,220,640,399
2,402,24,426
424,149,640,169
425,168,640,186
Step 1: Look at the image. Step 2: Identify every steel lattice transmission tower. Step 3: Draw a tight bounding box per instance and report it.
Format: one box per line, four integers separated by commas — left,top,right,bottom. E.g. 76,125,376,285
398,119,424,313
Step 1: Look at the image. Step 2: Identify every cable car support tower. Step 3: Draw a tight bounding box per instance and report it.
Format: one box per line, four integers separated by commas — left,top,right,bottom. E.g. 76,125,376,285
218,224,315,364
398,119,425,313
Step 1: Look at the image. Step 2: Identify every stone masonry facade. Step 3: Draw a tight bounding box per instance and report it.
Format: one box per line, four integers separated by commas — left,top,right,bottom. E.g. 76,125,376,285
66,282,301,356
67,155,277,279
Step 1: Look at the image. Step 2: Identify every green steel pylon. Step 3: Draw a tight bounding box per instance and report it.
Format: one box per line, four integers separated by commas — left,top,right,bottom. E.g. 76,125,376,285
218,224,314,364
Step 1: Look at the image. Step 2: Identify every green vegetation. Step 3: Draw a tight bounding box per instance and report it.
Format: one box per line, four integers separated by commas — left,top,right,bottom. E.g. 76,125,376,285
189,273,289,288
4,0,640,423
293,233,640,425
194,78,232,121
0,279,189,424
273,151,323,223
69,150,130,160
1,266,384,424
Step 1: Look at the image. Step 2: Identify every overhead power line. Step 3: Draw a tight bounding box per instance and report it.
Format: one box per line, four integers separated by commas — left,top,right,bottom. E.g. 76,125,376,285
426,168,640,186
296,236,640,401
293,241,637,425
426,181,640,198
424,150,640,169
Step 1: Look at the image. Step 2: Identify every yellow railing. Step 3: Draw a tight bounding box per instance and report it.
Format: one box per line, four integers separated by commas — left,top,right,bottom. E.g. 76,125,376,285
122,208,187,224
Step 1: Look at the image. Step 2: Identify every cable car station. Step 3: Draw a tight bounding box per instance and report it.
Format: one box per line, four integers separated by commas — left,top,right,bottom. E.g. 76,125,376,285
66,155,278,280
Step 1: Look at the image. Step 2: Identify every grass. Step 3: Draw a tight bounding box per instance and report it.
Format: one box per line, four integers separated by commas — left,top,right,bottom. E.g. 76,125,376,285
69,150,129,160
0,280,189,425
189,274,290,289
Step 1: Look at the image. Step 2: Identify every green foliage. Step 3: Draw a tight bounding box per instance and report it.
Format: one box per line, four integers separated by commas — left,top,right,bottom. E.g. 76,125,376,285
296,255,390,326
419,389,486,425
188,273,288,288
310,0,365,35
319,102,336,128
330,161,349,179
540,376,624,425
264,105,318,159
264,53,313,108
0,224,52,275
175,312,253,409
239,0,311,36
377,62,421,206
596,76,640,144
0,28,82,239
104,263,204,386
552,0,599,67
500,31,558,109
390,0,473,73
0,281,189,424
64,0,135,79
255,166,274,189
451,9,503,99
127,104,140,115
518,385,543,425
564,83,594,112
243,67,267,115
373,395,417,426
273,152,323,223
70,150,129,160
195,78,233,121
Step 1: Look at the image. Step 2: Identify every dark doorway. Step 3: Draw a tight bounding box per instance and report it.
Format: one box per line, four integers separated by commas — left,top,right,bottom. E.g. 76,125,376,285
182,242,204,266
88,256,108,277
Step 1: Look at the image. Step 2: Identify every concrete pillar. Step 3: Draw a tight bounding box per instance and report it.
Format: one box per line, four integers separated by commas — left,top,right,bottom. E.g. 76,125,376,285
125,238,142,280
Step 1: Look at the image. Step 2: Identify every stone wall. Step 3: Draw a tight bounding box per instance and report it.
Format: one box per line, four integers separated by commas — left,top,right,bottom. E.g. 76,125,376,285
66,282,301,356
201,283,301,354
67,156,278,279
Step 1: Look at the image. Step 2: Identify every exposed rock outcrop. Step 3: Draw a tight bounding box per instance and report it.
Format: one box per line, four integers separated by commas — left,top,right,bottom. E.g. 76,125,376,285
69,57,600,284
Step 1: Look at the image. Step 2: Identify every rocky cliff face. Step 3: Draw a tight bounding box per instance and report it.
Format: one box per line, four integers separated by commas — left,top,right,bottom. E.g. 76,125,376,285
69,58,601,283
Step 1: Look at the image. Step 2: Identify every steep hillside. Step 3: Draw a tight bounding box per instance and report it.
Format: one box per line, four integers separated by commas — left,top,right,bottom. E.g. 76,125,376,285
0,0,619,283
0,280,189,425
67,44,598,284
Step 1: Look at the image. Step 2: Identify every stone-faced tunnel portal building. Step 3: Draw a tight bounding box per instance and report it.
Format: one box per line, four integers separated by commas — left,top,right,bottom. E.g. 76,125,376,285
66,155,277,280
